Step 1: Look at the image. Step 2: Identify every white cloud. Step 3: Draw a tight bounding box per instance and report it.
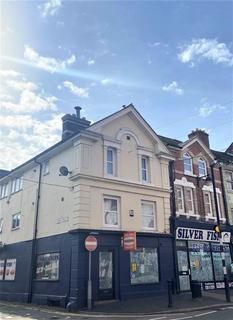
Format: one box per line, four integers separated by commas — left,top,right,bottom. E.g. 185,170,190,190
101,78,112,85
0,90,58,113
148,42,161,48
0,69,21,77
0,113,63,169
6,80,38,91
88,59,95,65
63,81,89,98
198,102,225,117
178,38,233,67
39,0,62,17
24,45,76,73
162,81,184,95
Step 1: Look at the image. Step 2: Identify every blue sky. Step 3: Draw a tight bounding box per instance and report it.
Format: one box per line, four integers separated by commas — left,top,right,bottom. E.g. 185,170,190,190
0,0,232,169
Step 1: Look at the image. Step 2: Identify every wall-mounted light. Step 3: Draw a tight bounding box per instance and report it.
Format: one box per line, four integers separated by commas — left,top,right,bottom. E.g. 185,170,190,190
129,209,134,217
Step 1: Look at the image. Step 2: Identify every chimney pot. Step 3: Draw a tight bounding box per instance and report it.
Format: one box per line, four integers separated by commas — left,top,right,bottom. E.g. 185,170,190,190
74,106,82,118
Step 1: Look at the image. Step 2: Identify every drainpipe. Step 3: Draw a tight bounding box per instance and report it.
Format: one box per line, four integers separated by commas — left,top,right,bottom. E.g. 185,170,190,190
168,160,178,292
28,159,43,303
219,166,229,225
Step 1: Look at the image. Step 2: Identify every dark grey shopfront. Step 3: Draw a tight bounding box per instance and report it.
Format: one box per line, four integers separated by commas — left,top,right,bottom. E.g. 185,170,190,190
174,223,233,292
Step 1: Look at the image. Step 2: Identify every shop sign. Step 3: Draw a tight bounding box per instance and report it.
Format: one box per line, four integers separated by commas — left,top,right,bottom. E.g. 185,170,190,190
176,227,231,243
123,231,137,251
204,282,215,290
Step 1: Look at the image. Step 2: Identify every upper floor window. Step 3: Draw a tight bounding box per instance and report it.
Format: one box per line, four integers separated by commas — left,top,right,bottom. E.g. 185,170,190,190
0,183,8,199
12,213,21,230
175,185,195,214
43,160,49,175
141,156,149,182
103,197,119,227
203,191,213,216
11,177,23,194
226,171,233,190
183,153,193,174
106,148,115,175
0,218,3,233
198,158,207,177
141,201,155,229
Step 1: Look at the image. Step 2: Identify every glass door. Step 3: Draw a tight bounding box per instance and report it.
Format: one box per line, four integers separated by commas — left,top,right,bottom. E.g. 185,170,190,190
98,250,114,300
177,250,190,291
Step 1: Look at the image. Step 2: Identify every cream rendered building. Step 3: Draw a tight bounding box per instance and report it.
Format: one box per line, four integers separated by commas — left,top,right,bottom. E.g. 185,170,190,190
0,104,175,309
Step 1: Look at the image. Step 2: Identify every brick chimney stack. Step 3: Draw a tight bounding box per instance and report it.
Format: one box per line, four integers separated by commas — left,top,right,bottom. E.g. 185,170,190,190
188,128,210,148
62,106,91,140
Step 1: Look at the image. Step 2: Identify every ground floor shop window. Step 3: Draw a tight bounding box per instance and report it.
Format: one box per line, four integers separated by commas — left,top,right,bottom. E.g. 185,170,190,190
130,248,159,284
212,244,232,281
36,252,59,280
5,259,16,280
188,242,214,282
0,260,5,280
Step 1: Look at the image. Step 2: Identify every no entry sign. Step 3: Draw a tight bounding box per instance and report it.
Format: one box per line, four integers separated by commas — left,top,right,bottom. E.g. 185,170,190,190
85,236,97,252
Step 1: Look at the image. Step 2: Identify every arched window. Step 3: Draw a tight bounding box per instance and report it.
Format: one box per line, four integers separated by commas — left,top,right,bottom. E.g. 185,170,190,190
198,158,207,177
183,153,193,174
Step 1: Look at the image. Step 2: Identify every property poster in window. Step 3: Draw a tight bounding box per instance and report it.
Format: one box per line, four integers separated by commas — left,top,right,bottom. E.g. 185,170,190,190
36,253,59,280
5,259,16,280
130,248,159,284
0,260,5,280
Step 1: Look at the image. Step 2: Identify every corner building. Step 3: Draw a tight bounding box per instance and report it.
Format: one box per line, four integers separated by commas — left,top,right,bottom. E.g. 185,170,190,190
0,104,174,309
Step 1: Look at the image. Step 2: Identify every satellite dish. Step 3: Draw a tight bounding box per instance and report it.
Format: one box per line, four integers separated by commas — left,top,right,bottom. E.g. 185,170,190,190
59,166,71,176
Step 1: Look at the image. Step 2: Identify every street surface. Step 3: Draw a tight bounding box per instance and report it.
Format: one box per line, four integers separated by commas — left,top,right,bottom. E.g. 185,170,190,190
1,303,233,320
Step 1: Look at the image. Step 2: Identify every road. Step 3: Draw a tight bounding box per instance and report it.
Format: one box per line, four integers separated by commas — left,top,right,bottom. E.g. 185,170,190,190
1,303,233,320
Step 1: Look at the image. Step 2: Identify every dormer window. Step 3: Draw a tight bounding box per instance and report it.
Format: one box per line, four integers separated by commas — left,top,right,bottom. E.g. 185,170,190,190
183,153,193,174
198,158,207,177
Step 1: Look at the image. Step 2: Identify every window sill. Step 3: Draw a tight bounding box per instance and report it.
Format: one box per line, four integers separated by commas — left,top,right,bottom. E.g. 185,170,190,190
205,216,217,222
10,189,22,196
176,212,200,220
184,172,195,177
11,227,20,231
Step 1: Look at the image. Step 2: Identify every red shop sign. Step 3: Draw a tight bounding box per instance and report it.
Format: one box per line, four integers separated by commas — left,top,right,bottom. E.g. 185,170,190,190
123,231,137,251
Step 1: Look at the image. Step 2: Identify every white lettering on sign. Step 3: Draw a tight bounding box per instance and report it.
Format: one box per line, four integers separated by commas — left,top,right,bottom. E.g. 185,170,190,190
176,227,231,243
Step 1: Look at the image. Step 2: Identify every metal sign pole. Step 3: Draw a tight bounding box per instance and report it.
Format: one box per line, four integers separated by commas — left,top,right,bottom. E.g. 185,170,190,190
87,251,92,310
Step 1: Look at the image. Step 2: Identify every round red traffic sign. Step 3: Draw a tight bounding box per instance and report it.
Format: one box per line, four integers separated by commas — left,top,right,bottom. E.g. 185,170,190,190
85,236,97,252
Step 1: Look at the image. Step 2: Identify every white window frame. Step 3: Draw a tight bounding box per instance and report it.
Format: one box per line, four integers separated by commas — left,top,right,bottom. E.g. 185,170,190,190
226,171,233,190
141,156,149,183
0,183,8,199
198,158,207,177
175,186,185,214
184,187,194,214
12,213,21,230
141,201,156,230
106,147,115,176
183,153,193,174
43,160,50,175
203,191,213,217
11,176,23,194
103,196,120,228
0,218,3,233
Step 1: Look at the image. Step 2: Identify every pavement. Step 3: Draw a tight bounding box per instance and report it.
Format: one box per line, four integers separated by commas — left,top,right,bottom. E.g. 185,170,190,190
1,290,233,319
86,290,233,315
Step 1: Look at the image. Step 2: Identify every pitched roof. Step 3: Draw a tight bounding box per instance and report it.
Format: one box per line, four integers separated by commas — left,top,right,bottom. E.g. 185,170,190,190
212,150,233,164
0,169,10,179
158,135,183,148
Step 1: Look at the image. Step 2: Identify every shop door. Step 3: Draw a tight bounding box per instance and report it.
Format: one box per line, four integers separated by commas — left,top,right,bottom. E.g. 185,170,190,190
177,250,190,291
98,250,114,300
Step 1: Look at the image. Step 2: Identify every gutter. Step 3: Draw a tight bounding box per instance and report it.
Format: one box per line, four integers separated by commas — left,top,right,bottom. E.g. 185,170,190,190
28,159,43,303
